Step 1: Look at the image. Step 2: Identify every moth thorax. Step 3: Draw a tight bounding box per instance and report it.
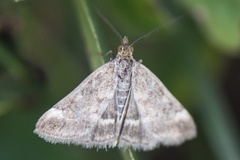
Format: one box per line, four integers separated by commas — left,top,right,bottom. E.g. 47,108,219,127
116,58,132,119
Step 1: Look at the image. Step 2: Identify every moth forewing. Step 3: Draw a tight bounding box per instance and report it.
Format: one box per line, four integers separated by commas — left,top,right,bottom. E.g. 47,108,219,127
130,63,196,148
34,62,119,148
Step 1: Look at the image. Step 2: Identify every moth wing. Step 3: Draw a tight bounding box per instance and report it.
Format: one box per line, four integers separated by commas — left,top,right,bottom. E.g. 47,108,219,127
119,63,196,151
34,61,118,148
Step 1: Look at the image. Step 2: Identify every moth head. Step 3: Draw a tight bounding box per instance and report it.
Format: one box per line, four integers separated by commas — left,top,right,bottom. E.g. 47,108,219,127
117,36,134,58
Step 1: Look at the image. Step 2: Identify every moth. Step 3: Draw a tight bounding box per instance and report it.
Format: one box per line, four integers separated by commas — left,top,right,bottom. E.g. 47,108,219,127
34,36,196,151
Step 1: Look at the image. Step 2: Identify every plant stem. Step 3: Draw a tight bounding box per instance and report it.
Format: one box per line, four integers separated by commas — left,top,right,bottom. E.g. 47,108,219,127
74,1,137,160
73,0,104,70
119,148,136,160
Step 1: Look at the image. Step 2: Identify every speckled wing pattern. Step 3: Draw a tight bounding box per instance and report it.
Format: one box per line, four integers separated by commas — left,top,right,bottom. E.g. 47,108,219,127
118,63,196,150
34,36,196,151
34,62,119,148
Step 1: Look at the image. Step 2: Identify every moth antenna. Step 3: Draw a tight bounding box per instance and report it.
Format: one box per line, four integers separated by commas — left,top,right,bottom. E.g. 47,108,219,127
130,16,183,47
96,9,123,43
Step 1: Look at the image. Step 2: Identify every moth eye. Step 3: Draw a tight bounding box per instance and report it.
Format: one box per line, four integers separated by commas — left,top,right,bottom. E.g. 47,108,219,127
118,45,123,52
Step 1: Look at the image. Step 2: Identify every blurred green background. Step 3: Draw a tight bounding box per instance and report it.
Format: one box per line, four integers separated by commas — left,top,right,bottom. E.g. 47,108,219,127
0,0,240,160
